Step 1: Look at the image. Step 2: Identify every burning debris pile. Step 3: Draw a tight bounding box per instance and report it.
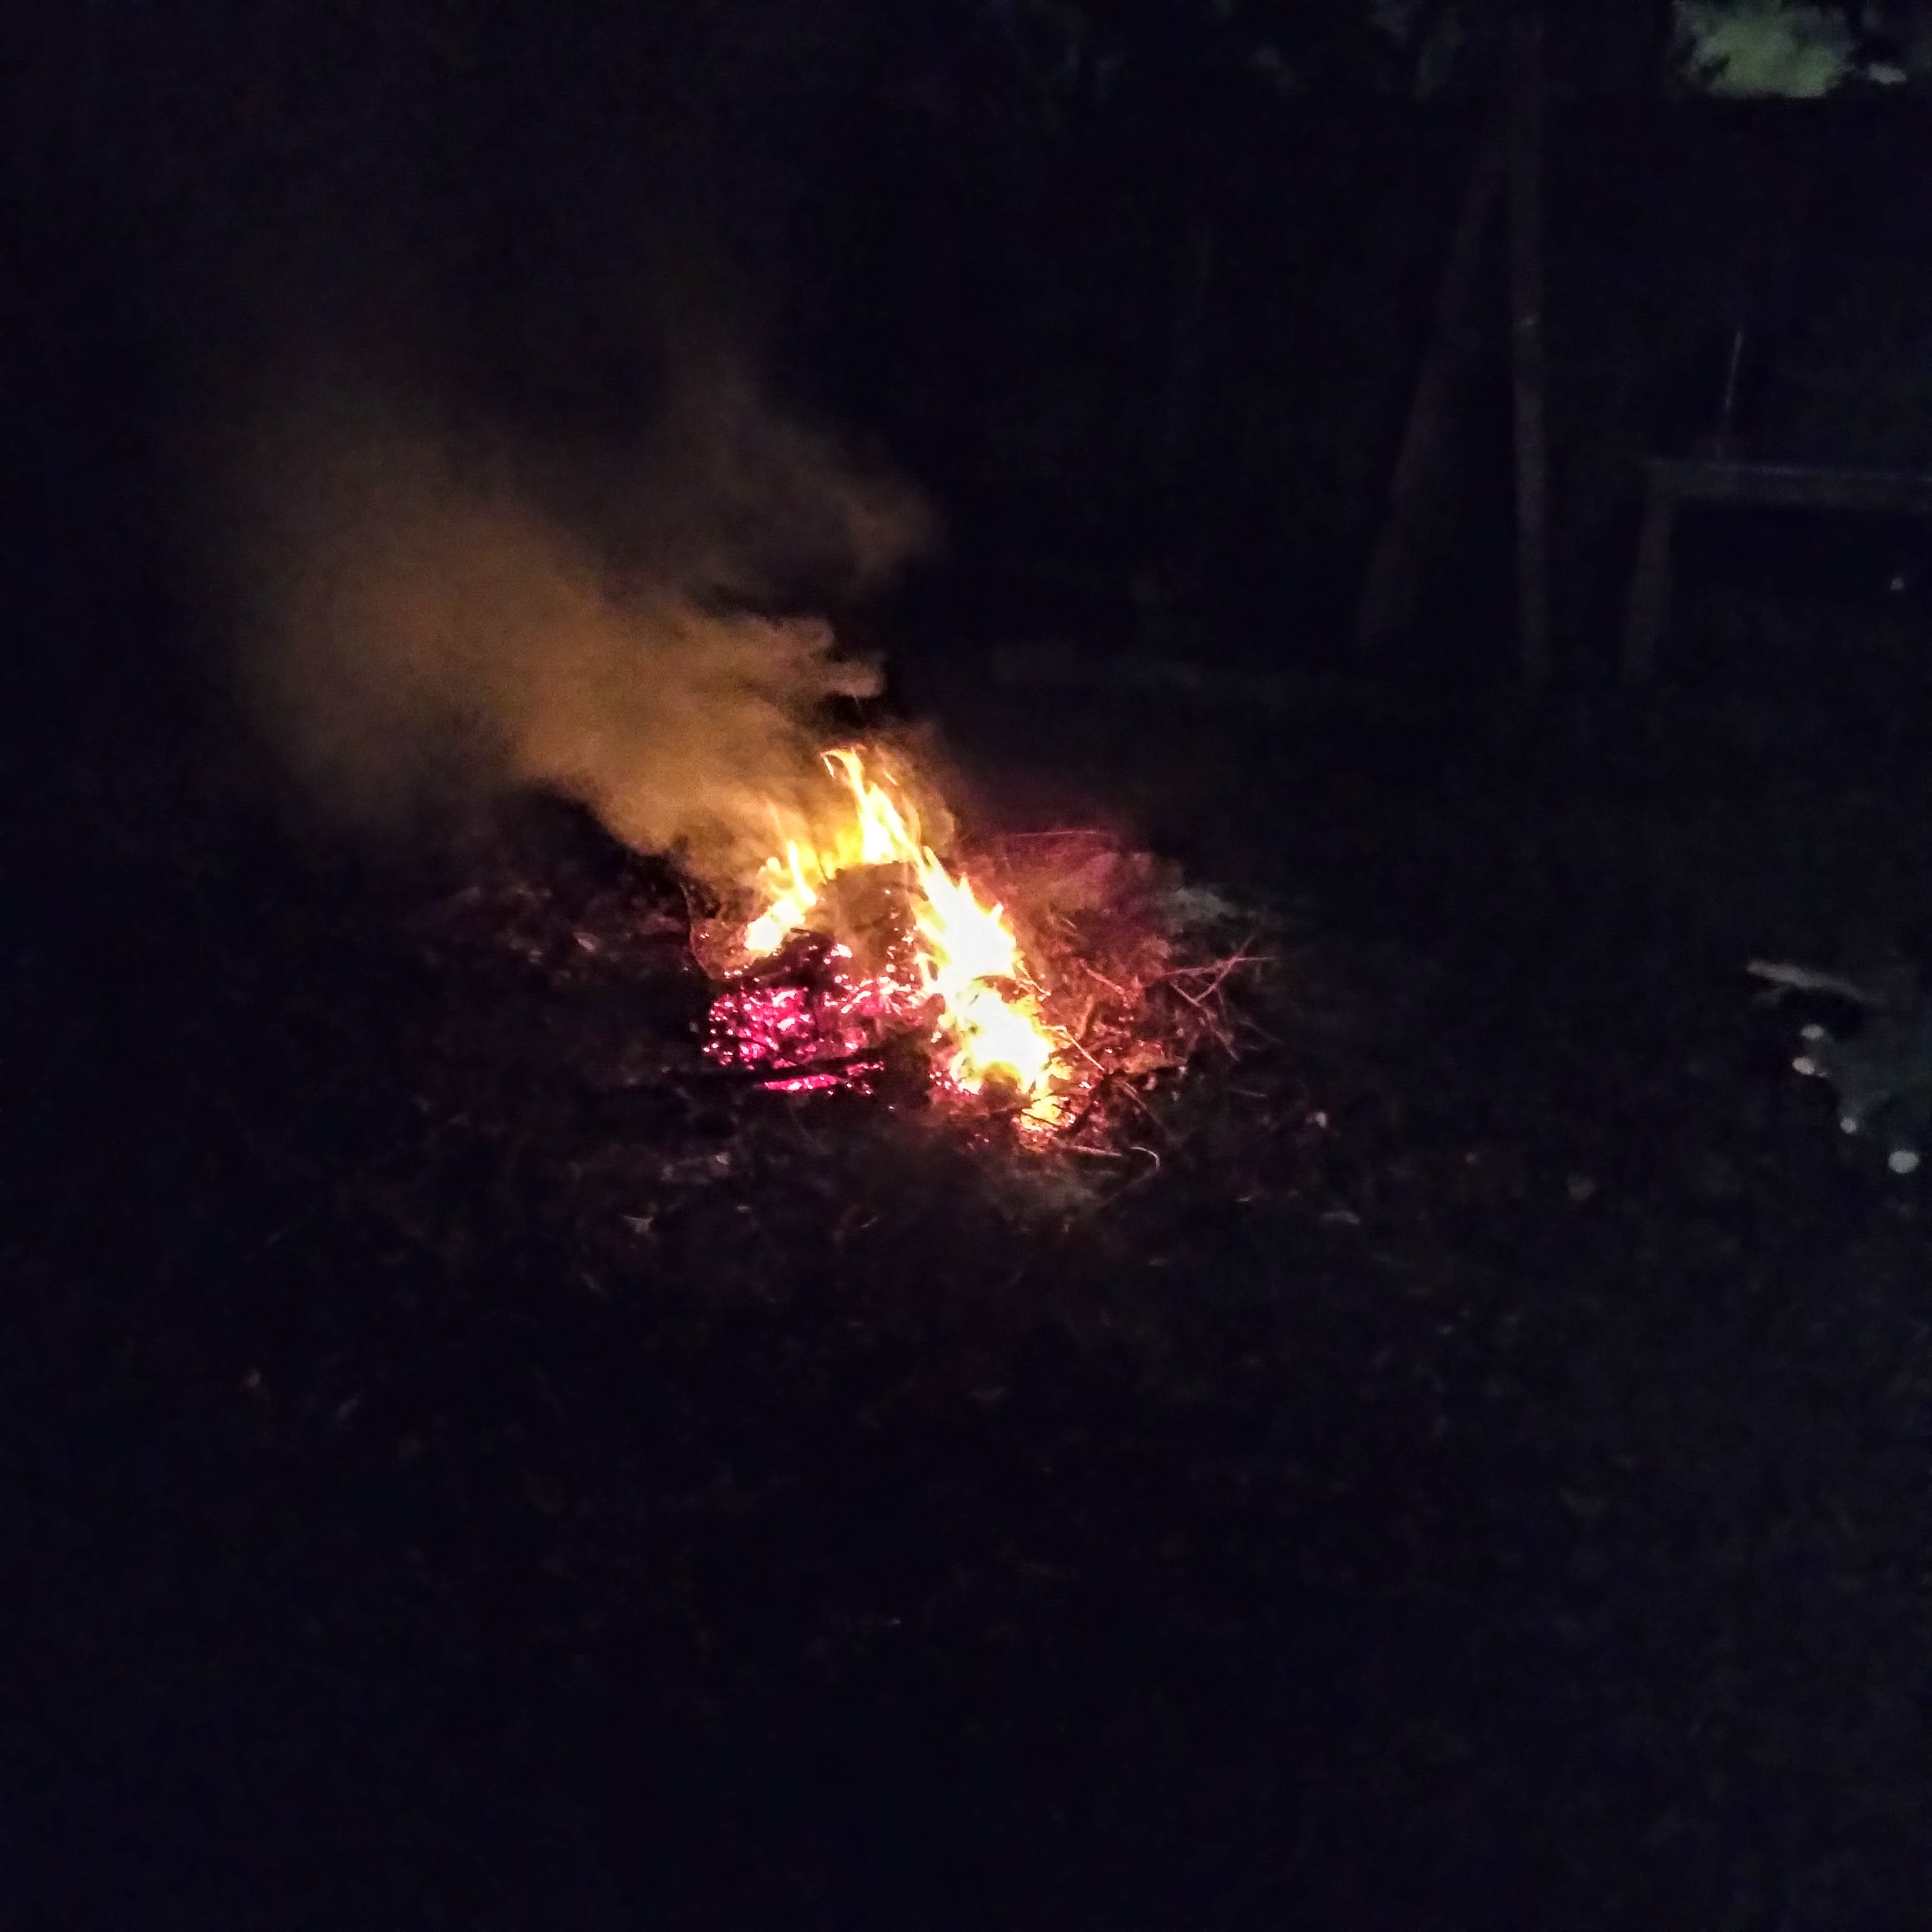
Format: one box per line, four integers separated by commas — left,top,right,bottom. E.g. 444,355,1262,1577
689,745,1255,1146
201,365,1279,1202
397,741,1270,1253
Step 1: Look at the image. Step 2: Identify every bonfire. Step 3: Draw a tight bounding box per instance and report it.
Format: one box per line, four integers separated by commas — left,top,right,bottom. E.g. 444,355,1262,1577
695,743,1254,1144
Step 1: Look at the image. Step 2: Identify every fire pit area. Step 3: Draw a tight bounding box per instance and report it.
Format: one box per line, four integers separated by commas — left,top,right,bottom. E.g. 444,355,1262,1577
12,687,1932,1928
393,745,1282,1247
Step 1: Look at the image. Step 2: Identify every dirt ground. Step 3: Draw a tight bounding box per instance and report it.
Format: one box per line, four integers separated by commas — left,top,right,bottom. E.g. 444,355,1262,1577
6,606,1931,1929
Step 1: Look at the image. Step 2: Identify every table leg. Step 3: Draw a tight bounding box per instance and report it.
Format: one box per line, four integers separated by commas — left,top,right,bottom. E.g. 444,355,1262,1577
1621,485,1674,688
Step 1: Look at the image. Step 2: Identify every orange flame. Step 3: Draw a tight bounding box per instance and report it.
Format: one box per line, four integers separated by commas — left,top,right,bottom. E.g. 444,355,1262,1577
742,748,1061,1108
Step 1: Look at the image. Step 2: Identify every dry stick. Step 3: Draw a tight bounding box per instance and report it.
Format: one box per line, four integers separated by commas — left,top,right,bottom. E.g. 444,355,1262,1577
1067,1037,1113,1079
1055,1068,1127,1146
1162,939,1269,1004
1060,1042,1171,1138
1155,974,1235,1046
1102,1062,1179,1145
1076,960,1136,1002
1162,952,1276,978
1154,942,1269,1061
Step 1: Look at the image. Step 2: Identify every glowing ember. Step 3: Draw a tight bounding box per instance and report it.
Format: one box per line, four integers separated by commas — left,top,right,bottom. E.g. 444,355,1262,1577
704,940,902,1088
706,746,1066,1124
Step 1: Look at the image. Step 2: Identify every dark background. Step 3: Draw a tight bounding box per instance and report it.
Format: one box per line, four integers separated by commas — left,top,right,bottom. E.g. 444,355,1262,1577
13,3,1932,698
4,4,1931,1928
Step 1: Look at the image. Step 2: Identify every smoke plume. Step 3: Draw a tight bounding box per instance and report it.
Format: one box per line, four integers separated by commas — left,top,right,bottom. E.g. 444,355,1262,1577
213,368,926,882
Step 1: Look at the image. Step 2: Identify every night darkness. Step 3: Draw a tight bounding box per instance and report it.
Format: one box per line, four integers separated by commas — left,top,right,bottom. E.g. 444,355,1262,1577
6,4,1932,1928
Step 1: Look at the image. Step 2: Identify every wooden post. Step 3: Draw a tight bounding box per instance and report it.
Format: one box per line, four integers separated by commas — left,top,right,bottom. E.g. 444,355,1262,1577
1354,119,1505,659
1508,1,1551,686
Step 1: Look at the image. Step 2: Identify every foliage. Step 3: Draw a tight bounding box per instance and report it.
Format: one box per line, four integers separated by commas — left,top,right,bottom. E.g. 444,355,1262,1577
1674,0,1928,95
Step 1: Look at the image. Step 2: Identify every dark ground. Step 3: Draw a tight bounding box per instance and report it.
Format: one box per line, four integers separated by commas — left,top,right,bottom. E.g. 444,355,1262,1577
6,509,1932,1929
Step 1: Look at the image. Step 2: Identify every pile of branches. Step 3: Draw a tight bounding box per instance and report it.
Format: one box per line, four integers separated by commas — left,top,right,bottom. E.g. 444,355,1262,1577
694,826,1273,1147
980,830,1272,1149
391,801,1294,1262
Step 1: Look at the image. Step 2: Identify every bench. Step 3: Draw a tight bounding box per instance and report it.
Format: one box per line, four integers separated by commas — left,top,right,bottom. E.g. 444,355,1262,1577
1620,456,1932,688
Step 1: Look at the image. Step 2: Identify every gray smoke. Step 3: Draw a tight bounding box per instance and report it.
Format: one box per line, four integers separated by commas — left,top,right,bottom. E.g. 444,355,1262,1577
211,364,928,882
